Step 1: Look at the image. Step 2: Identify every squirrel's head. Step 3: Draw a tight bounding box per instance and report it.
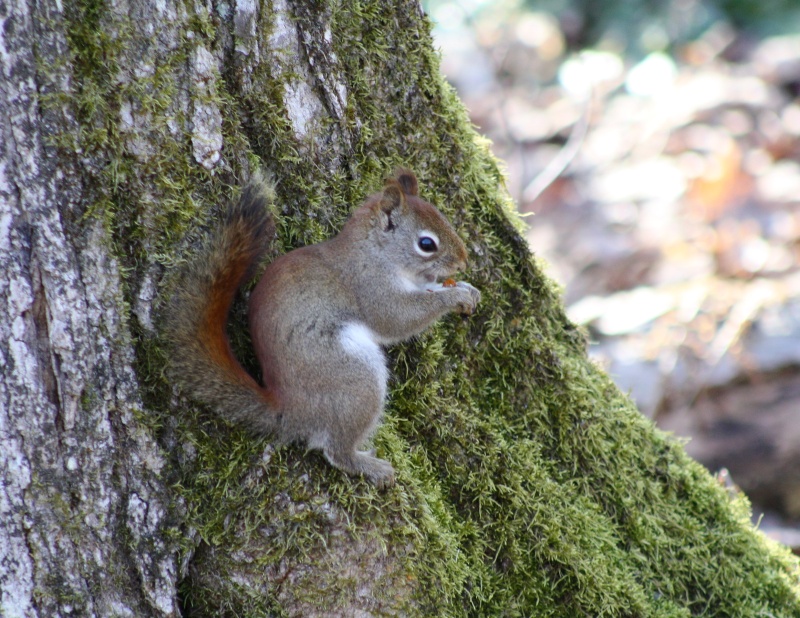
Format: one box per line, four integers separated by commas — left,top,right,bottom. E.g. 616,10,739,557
362,168,468,287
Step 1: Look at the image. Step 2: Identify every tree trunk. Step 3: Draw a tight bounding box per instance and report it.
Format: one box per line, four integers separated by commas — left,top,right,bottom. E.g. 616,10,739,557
1,0,798,616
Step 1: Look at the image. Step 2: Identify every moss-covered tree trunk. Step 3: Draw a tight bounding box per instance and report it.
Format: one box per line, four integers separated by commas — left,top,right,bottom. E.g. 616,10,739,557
1,0,799,616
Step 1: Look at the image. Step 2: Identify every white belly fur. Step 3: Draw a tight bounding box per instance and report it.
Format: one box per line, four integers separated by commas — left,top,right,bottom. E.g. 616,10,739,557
338,322,389,396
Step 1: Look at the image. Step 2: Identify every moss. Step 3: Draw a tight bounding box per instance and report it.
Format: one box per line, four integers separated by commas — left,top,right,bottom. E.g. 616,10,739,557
48,0,800,614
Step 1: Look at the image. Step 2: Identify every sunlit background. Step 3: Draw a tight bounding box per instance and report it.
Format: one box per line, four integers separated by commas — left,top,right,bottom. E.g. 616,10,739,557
424,0,800,551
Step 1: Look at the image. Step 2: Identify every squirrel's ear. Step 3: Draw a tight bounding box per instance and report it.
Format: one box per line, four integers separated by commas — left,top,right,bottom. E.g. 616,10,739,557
394,168,419,196
378,180,405,231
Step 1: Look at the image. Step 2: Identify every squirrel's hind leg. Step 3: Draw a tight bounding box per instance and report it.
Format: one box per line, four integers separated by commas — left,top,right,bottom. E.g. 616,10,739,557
307,322,394,487
314,388,395,488
323,446,395,489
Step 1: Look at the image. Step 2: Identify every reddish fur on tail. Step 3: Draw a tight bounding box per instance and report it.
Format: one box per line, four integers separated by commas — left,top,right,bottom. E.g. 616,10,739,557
164,177,280,433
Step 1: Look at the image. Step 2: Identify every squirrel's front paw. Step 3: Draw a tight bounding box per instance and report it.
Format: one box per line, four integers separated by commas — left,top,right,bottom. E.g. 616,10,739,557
453,281,481,315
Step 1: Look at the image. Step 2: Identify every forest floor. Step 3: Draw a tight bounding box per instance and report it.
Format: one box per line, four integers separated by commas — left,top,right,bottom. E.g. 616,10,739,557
432,4,800,551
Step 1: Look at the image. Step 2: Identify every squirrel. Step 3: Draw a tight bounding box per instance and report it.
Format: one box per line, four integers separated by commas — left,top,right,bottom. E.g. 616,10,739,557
165,169,480,488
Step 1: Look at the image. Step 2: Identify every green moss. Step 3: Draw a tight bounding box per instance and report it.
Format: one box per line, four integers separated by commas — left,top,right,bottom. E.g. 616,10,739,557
49,0,800,614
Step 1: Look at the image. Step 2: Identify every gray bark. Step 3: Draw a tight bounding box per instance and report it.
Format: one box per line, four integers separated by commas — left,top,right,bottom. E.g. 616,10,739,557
0,0,177,615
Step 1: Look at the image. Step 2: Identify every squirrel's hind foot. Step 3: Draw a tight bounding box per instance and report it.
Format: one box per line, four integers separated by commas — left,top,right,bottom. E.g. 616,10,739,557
324,448,395,489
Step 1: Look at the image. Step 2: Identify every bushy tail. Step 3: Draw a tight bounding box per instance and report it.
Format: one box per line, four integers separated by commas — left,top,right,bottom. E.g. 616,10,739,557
164,176,280,434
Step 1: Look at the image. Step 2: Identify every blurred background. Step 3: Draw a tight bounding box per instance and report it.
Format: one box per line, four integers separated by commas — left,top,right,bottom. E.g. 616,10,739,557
424,0,800,551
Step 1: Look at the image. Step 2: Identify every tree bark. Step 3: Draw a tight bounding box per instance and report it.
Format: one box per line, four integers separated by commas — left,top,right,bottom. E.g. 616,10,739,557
1,0,179,615
1,0,798,616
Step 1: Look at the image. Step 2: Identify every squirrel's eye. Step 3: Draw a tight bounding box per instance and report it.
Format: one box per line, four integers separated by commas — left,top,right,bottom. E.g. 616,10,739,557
417,236,438,253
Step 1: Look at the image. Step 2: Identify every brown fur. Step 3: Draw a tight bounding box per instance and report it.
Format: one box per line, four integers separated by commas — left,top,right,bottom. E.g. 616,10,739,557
164,179,280,430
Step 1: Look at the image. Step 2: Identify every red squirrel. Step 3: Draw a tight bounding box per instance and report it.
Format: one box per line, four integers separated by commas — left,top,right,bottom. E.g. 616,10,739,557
166,169,480,487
